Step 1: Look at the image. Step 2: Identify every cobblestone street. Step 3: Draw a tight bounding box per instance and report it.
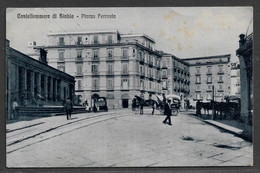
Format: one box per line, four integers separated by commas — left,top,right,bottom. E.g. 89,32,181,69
6,109,253,167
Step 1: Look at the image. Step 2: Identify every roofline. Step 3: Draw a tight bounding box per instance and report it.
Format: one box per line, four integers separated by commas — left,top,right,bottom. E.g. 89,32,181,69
121,33,155,43
162,53,190,66
47,30,120,36
7,46,75,80
182,54,231,61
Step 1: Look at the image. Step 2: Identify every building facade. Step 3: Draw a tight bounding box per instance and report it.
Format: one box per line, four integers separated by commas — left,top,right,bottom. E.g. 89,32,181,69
230,63,241,97
236,33,253,124
39,30,163,108
183,54,231,106
6,40,75,120
161,53,190,108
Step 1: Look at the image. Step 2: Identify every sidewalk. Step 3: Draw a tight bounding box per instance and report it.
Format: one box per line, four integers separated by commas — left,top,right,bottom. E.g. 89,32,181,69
185,110,252,142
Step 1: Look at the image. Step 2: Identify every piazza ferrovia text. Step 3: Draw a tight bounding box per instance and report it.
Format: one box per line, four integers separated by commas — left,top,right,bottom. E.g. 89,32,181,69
17,13,116,19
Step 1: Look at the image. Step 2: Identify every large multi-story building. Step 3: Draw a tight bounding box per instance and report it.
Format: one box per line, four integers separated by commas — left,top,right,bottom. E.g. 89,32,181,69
183,54,231,106
161,53,190,108
6,40,75,120
230,63,241,97
38,30,163,109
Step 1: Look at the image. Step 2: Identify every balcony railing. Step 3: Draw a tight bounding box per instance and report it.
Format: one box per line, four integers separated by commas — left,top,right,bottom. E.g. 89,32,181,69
75,57,83,62
92,86,100,91
195,73,201,76
92,57,100,61
218,80,224,83
75,72,83,77
107,71,114,75
121,56,129,61
218,71,224,75
121,71,129,75
58,58,65,63
91,71,100,76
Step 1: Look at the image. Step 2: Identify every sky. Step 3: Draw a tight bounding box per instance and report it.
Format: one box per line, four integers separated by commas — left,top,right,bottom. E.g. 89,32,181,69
6,7,253,62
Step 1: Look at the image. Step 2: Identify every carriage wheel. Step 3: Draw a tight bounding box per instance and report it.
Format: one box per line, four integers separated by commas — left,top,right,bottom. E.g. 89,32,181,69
172,109,178,116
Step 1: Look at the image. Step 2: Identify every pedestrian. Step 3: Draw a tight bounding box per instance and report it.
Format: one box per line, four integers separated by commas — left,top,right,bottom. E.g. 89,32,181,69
139,99,144,115
149,93,155,115
132,98,136,111
12,98,19,120
85,100,90,112
196,100,201,116
64,97,73,120
162,99,172,126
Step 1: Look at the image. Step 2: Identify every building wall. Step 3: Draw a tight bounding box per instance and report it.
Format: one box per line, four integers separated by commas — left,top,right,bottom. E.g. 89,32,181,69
6,42,75,120
183,55,231,106
230,63,241,97
43,30,163,109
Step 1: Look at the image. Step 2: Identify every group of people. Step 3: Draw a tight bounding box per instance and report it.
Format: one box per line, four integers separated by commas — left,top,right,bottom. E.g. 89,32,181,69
138,93,173,126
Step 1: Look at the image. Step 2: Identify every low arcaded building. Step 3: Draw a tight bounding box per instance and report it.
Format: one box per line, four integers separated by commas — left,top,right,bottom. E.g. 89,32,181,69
6,40,75,120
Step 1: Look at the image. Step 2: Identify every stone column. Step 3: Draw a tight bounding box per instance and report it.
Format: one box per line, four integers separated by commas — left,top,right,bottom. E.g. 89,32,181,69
38,73,41,96
31,71,35,99
49,76,53,101
44,75,48,101
54,78,58,101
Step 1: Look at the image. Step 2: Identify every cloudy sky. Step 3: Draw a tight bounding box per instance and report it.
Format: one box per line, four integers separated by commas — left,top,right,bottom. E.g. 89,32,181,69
6,7,253,62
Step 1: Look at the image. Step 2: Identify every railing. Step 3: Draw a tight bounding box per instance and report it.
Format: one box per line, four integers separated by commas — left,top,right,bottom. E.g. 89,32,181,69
92,57,100,61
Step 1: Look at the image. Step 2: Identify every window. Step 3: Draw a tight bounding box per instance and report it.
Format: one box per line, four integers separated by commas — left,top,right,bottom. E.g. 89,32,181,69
219,65,223,72
149,81,152,89
207,93,212,100
77,37,82,45
207,66,212,73
94,35,98,44
122,78,129,89
107,64,113,74
196,76,201,83
57,66,65,72
108,35,112,44
122,49,128,59
196,67,200,74
77,80,82,90
140,80,144,89
140,65,143,75
196,85,200,90
59,37,64,46
58,51,64,61
162,70,167,78
93,49,99,58
77,50,82,58
92,78,99,90
208,85,211,90
219,75,223,81
76,65,82,75
107,49,113,58
207,76,212,83
162,61,166,67
196,93,201,99
107,79,113,90
91,65,98,73
162,81,167,90
219,85,223,90
122,64,128,74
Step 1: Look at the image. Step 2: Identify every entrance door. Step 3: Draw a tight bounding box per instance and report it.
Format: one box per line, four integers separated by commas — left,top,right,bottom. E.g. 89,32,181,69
122,99,129,108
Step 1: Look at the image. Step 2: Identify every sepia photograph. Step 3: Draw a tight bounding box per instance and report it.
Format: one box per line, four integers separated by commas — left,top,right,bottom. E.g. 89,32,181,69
6,7,253,167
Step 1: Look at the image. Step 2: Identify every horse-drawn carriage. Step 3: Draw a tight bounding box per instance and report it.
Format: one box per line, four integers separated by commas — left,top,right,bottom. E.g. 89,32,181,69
133,94,181,116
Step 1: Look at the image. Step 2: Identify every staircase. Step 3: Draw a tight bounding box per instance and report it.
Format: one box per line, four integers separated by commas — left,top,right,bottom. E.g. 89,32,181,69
17,106,87,117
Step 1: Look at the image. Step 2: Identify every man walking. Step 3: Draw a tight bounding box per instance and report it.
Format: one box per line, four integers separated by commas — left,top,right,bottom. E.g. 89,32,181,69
64,97,73,120
163,99,172,126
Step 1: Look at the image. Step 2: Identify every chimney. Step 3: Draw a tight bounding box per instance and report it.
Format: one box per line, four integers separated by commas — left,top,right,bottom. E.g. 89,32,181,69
39,48,47,64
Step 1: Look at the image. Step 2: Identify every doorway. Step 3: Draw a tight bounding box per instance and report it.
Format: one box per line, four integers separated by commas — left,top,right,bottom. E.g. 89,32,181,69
122,99,129,108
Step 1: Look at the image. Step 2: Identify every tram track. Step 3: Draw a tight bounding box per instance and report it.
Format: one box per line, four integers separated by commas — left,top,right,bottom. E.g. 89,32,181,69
7,111,131,154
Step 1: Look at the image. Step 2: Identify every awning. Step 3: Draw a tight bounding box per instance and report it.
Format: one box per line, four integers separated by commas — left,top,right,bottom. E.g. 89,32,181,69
106,94,115,99
166,94,181,100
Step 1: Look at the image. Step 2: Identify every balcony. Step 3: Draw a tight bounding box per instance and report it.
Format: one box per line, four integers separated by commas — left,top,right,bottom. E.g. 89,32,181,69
106,56,114,62
140,72,145,79
75,72,83,77
206,72,212,75
75,57,83,63
195,90,201,93
121,71,129,76
106,71,114,76
91,71,100,76
92,86,100,91
106,87,114,91
218,71,224,75
162,66,167,69
140,58,145,64
57,58,65,63
218,80,224,83
195,82,201,84
121,56,129,61
162,76,168,79
195,73,201,76
92,57,100,62
206,89,212,92
218,89,224,92
206,81,212,84
148,61,153,67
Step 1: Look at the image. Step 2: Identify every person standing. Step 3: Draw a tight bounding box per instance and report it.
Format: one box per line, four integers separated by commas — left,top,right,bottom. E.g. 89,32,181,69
140,93,144,115
64,97,73,120
12,98,19,120
163,99,172,125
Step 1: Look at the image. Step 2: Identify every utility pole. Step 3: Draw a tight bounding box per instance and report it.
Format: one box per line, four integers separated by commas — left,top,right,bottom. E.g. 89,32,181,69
212,85,215,120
